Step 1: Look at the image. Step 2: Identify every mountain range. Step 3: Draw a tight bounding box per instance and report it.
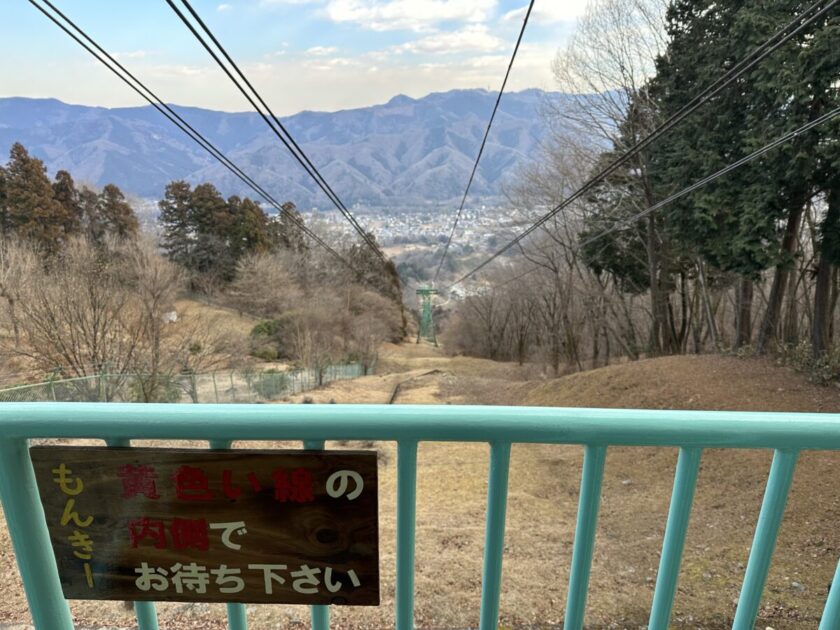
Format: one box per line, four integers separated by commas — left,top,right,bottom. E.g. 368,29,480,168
0,89,570,209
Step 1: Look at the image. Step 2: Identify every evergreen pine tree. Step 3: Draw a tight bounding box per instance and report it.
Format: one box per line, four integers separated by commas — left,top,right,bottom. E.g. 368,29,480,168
158,180,194,268
52,170,82,237
272,202,309,254
97,184,139,241
4,143,69,254
228,196,270,262
79,186,104,244
190,183,230,277
647,0,821,347
803,5,840,354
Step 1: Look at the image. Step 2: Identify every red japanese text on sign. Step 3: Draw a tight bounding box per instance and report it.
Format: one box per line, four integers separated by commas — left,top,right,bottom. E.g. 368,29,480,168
30,446,379,605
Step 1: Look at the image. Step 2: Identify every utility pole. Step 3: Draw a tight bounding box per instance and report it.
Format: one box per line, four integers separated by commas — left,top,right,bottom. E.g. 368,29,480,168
416,287,438,346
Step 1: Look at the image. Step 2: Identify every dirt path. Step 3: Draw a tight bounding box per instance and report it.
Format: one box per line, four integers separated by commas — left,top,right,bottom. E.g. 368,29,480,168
2,343,840,629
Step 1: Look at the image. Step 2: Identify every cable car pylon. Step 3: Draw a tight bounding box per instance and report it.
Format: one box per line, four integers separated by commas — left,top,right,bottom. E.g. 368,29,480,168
416,287,438,346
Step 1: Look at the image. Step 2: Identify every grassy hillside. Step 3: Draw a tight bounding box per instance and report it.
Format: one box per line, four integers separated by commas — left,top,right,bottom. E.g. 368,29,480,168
1,345,838,629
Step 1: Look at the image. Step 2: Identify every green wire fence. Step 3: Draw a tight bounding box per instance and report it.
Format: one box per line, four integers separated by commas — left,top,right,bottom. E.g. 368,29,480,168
0,361,372,404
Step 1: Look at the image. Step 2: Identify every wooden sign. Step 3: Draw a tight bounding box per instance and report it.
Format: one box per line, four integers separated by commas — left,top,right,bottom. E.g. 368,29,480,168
29,446,379,605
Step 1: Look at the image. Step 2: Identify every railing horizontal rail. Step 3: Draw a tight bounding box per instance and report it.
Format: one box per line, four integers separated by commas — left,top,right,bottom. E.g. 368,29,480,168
2,402,840,448
2,403,840,630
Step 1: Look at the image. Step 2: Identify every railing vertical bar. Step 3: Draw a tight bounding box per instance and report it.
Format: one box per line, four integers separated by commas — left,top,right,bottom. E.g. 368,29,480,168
732,449,799,630
648,447,702,630
304,439,330,630
134,602,160,630
104,438,161,630
478,441,512,630
225,602,248,630
564,444,607,630
396,440,418,630
0,438,74,630
310,603,330,630
818,559,840,629
208,439,248,630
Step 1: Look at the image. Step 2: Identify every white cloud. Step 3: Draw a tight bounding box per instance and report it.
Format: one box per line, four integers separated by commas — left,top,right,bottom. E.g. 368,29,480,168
502,1,588,24
259,0,323,5
394,25,505,55
4,38,562,114
325,0,497,31
217,3,232,11
306,46,340,56
305,56,361,71
144,64,211,78
113,50,150,60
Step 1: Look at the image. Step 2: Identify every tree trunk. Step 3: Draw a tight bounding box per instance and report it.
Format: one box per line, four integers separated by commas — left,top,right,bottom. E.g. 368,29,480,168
697,259,718,350
677,271,689,350
550,331,562,376
602,324,611,365
829,267,839,346
734,277,754,349
755,200,805,353
782,259,802,345
646,215,664,356
811,255,832,356
5,296,19,348
811,190,840,356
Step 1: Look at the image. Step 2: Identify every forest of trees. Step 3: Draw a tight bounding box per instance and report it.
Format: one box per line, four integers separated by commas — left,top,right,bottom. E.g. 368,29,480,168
156,178,405,371
0,142,139,252
0,142,404,399
446,0,840,381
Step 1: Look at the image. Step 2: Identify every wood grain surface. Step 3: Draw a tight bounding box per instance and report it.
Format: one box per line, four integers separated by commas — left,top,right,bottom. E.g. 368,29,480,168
29,446,379,605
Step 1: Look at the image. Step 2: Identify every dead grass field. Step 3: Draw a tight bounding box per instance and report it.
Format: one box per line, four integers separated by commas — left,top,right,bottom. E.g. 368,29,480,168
173,298,260,340
2,343,840,629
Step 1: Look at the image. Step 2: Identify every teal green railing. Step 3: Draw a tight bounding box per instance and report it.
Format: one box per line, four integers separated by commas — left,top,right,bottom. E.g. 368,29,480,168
1,403,840,629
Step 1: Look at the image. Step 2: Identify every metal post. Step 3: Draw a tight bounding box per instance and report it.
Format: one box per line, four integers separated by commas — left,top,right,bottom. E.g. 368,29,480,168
0,438,74,629
648,447,702,630
564,445,607,630
732,449,798,629
819,559,840,629
396,441,418,630
479,442,511,630
415,288,438,345
134,602,160,630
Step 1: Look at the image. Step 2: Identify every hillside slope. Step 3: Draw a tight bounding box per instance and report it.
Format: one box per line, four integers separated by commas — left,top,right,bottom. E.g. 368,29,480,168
523,353,840,412
292,346,840,629
1,346,838,629
0,89,570,206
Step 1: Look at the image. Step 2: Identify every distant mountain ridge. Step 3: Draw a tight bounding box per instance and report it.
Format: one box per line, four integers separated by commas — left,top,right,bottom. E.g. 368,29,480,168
0,89,568,208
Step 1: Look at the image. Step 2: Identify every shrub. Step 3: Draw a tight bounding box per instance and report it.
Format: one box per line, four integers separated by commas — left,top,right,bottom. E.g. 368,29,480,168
128,374,183,403
253,369,290,400
249,315,296,361
250,344,278,362
776,341,840,385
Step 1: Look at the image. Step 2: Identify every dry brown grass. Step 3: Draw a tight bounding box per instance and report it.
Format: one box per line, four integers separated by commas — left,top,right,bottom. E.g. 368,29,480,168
174,298,259,340
2,345,840,629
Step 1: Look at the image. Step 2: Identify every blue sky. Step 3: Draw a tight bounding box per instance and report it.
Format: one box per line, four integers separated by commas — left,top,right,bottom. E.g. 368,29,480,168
1,0,587,114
